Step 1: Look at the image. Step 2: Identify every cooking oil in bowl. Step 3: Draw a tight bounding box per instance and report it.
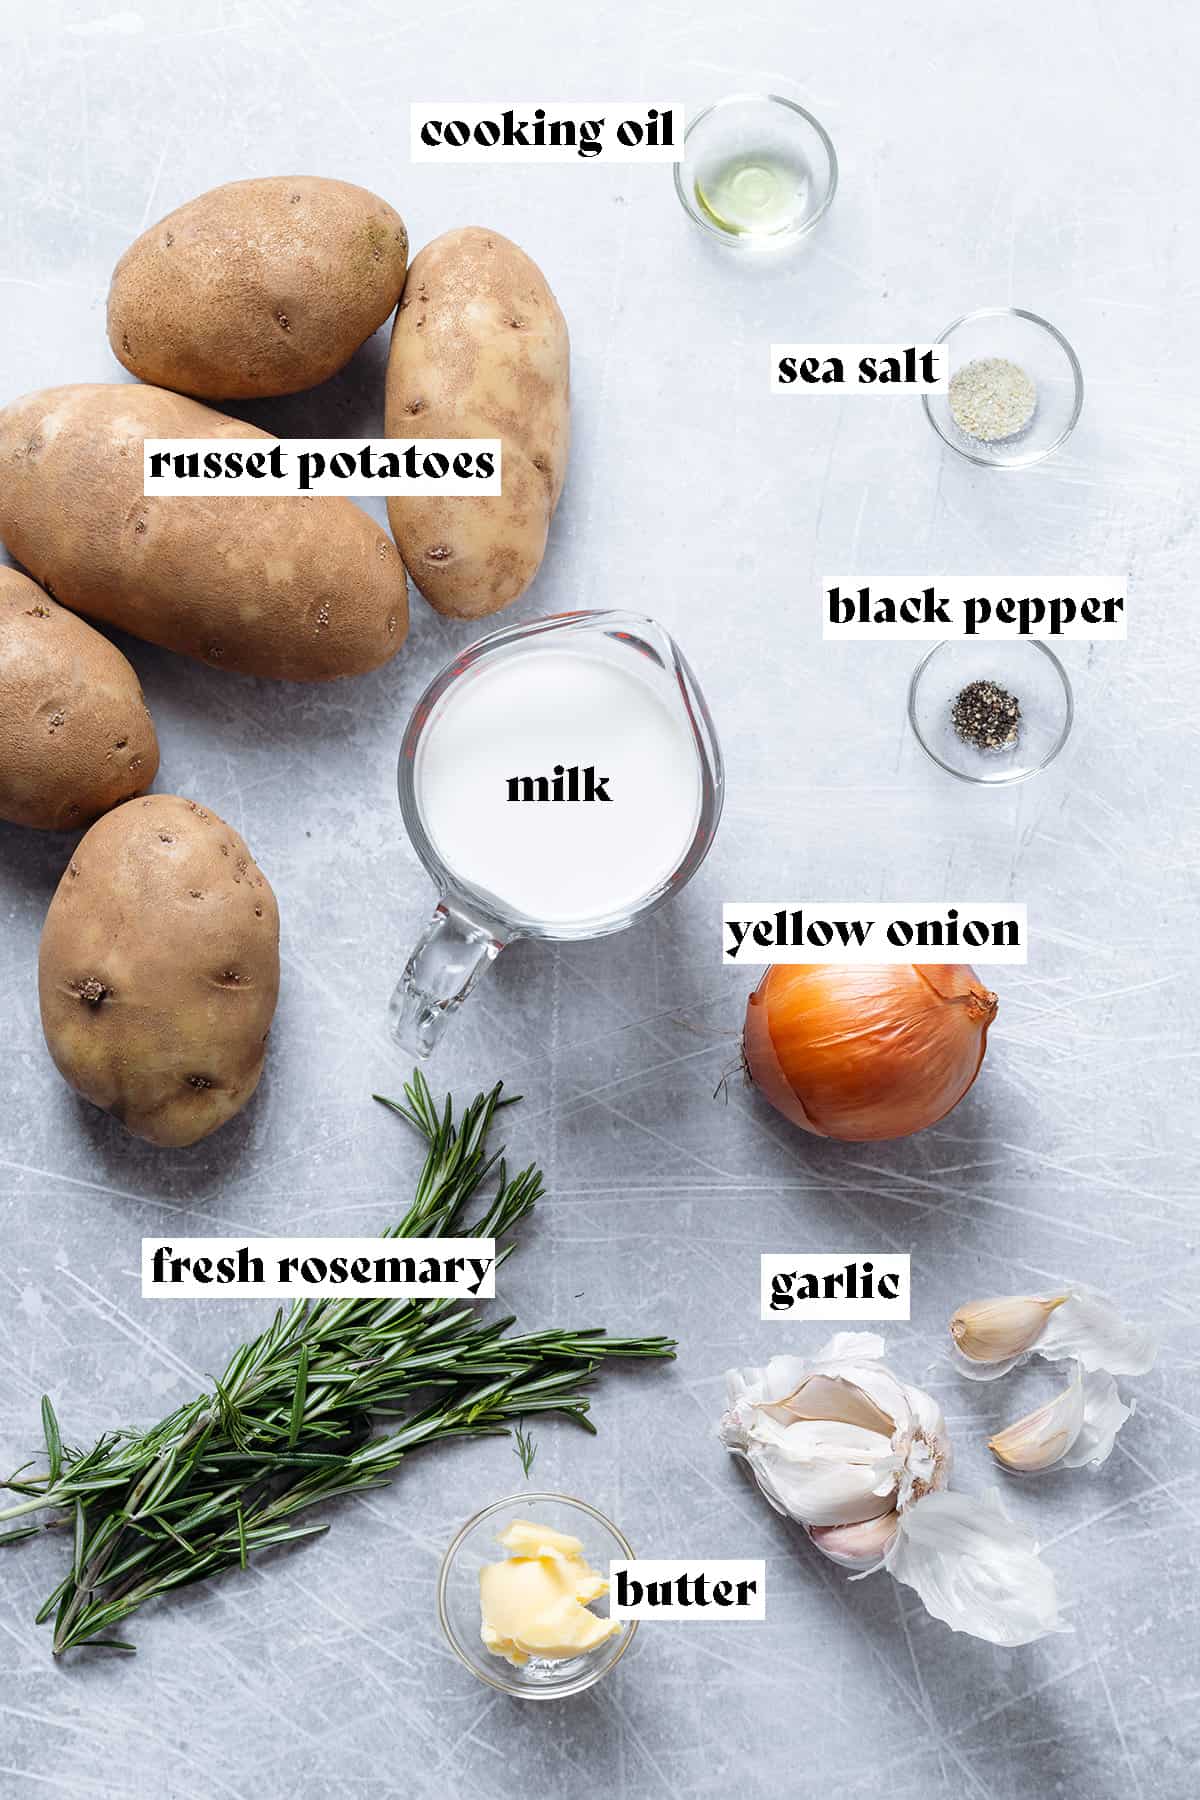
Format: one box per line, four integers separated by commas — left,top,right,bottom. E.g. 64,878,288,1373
694,151,811,239
675,95,836,249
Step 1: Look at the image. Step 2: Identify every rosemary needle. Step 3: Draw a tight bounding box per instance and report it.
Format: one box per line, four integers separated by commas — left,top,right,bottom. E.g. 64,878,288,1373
513,1421,538,1478
0,1072,675,1655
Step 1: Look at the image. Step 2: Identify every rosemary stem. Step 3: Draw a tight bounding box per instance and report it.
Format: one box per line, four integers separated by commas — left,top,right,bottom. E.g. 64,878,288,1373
0,1492,57,1526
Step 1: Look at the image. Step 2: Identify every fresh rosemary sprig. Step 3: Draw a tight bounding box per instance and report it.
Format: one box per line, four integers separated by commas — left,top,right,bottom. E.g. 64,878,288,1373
513,1421,538,1477
0,1072,674,1655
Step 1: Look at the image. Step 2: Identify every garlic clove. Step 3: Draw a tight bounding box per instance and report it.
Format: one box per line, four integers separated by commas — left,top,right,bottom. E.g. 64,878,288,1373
807,1510,899,1572
803,1341,918,1439
768,1372,897,1438
950,1294,1068,1376
744,1416,900,1526
988,1369,1085,1473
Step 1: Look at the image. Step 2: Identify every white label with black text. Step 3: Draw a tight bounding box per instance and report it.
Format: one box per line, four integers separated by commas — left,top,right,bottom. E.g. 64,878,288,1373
823,578,1126,640
608,1560,766,1621
411,104,683,162
772,345,948,392
761,1253,911,1320
142,1238,496,1299
144,439,500,497
723,903,1027,965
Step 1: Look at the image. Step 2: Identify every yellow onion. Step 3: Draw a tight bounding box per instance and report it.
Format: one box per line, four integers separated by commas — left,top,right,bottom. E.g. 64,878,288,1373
743,963,997,1142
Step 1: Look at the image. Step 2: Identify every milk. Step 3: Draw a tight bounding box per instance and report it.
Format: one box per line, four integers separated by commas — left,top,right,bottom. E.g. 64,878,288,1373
415,645,703,927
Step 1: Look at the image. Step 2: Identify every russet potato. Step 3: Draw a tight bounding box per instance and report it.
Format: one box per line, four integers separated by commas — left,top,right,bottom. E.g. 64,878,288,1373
0,567,158,830
0,384,408,681
108,176,408,400
385,227,569,618
38,795,280,1147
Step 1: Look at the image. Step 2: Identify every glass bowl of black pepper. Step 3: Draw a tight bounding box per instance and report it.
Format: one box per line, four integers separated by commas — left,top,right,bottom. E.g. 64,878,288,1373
908,640,1073,784
922,307,1084,468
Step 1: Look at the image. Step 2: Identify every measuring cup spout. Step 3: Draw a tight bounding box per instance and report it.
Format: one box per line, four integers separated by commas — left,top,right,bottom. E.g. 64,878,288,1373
388,901,507,1057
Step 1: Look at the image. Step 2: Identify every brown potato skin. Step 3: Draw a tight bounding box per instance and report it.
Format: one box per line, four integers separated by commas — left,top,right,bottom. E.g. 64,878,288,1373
0,385,408,681
108,176,409,399
0,568,159,830
385,228,569,618
39,795,280,1147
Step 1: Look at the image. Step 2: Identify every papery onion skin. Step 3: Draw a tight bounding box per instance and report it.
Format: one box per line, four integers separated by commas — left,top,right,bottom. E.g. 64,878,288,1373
744,964,998,1143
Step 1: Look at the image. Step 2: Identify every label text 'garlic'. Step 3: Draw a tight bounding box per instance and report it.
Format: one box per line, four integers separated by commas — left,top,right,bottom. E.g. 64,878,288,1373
761,1254,911,1321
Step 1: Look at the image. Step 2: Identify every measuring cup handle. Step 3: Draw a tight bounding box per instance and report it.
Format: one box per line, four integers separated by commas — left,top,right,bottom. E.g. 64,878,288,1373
388,901,507,1057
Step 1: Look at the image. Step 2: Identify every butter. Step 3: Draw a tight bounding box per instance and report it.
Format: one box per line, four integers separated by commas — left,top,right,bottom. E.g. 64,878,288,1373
479,1518,621,1667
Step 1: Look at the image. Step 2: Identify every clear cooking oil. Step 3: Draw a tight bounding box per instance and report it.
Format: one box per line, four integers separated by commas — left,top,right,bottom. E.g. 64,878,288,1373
694,151,812,240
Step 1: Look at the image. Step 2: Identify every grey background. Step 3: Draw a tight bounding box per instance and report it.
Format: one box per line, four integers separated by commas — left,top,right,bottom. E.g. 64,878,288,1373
1,1,1196,1795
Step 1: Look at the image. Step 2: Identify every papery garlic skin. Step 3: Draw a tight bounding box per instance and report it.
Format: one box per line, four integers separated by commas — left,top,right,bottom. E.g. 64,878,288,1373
884,1490,1069,1647
1037,1291,1156,1377
719,1334,951,1531
949,1287,1156,1383
989,1368,1133,1474
1060,1372,1131,1469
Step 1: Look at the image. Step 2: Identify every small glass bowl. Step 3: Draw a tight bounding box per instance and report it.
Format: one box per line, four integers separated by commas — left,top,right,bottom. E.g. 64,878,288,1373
908,640,1073,784
922,308,1084,468
673,94,837,251
437,1493,638,1699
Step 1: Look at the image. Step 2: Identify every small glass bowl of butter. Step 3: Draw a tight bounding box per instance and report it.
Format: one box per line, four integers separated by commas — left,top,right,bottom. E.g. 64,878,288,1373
438,1493,638,1698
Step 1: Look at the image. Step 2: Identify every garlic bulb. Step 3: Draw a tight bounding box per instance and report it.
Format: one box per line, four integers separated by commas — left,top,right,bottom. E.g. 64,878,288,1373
949,1287,1156,1382
989,1367,1133,1474
720,1334,1066,1646
720,1334,951,1528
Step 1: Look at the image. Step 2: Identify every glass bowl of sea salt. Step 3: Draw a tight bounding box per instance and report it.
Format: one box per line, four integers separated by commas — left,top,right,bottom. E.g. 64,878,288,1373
923,307,1084,467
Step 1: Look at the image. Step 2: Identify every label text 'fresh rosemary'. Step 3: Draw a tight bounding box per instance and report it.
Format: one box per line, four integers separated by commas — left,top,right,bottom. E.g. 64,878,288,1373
141,1237,497,1299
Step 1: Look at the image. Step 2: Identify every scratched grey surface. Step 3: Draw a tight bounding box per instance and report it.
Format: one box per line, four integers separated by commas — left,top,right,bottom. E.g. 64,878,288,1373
0,2,1197,1795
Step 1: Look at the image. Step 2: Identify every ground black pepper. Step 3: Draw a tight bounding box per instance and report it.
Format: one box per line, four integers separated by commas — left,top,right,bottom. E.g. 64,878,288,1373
951,679,1021,751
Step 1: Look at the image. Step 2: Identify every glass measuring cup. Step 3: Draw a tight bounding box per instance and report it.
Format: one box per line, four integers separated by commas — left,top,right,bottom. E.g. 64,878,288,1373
388,610,724,1056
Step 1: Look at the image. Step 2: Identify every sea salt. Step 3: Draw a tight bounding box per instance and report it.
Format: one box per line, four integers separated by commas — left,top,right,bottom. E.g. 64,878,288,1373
948,357,1037,442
